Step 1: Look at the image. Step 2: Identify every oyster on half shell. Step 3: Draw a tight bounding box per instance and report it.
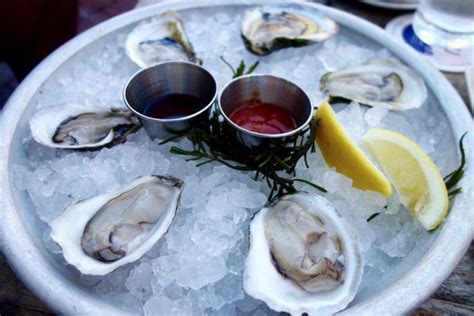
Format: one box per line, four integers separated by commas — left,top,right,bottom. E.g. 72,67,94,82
29,104,141,149
241,6,338,55
125,11,200,68
244,193,363,315
320,59,427,110
50,175,183,275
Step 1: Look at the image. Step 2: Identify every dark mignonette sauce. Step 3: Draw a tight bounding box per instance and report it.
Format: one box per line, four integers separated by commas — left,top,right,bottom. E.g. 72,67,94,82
144,93,204,119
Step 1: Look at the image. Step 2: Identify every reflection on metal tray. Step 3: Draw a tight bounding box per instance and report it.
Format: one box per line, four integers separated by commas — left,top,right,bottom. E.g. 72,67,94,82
361,0,419,10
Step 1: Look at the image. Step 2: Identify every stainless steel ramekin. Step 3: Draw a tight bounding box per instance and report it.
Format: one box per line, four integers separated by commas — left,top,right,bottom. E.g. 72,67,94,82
123,61,218,139
218,74,314,149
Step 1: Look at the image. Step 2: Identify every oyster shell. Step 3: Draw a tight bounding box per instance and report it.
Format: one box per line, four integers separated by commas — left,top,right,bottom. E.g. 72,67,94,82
241,6,338,55
50,175,183,275
125,11,200,68
29,104,141,149
320,59,427,110
244,193,363,315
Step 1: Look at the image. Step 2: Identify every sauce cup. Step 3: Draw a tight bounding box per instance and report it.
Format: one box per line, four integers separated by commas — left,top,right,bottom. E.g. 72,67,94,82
123,61,218,139
218,74,314,149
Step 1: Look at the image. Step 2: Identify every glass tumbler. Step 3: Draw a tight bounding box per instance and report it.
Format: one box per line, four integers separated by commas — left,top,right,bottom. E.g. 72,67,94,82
412,0,474,49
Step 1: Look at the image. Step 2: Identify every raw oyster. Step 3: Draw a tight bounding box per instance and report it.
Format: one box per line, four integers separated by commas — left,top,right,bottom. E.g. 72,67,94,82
320,59,427,110
241,6,338,55
125,11,200,68
244,193,363,315
29,104,141,149
50,175,183,275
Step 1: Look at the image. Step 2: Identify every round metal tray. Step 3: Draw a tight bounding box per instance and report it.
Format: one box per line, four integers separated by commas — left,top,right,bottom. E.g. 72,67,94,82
0,1,472,314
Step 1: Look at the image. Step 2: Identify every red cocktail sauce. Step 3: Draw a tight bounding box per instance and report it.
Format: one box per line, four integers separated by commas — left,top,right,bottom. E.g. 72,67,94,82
229,99,297,135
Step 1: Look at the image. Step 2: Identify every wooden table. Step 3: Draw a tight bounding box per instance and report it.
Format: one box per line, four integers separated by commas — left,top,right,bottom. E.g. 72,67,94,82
1,1,472,315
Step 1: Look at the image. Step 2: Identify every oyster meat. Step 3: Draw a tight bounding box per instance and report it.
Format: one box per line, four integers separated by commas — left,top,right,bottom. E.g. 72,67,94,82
244,193,363,315
50,175,183,275
320,59,427,110
29,104,141,149
241,6,338,55
125,11,200,68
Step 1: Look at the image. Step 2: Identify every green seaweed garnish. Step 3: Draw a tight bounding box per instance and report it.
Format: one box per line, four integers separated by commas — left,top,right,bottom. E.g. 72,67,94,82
241,34,310,55
220,56,260,79
367,212,380,222
444,132,467,197
167,112,325,202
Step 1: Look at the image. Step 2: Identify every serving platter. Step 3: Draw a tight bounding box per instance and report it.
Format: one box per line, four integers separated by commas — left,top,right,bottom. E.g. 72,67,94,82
0,1,472,315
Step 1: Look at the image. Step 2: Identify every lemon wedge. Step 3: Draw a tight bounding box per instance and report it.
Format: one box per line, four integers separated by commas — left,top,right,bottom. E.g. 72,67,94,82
363,128,449,230
314,102,392,197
